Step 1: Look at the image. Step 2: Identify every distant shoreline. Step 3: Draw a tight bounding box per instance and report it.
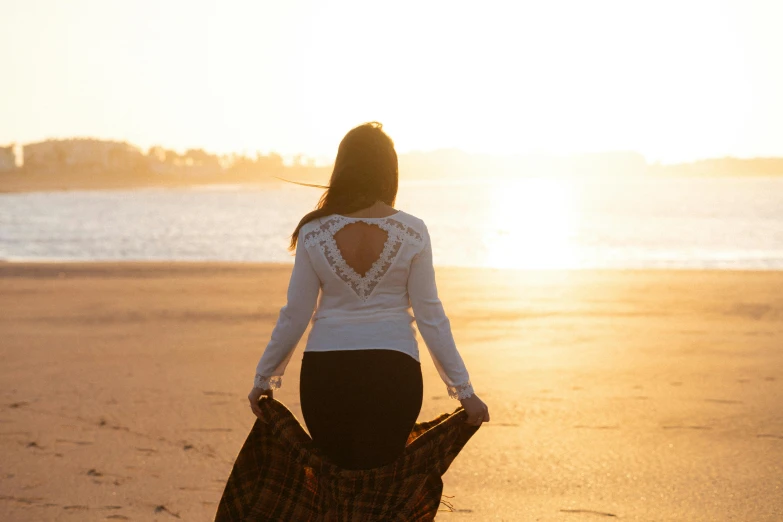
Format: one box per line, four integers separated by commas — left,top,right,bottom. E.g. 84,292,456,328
0,172,290,194
5,139,783,194
2,171,783,195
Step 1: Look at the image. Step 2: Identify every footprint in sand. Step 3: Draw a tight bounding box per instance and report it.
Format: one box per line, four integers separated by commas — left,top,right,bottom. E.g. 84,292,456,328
0,495,48,506
560,508,617,517
56,439,93,446
154,504,181,518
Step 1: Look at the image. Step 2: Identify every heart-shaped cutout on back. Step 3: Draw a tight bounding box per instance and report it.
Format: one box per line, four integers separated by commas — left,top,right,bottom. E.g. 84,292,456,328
333,222,390,278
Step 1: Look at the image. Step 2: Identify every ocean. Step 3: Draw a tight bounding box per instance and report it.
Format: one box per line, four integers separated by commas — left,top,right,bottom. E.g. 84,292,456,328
1,176,782,270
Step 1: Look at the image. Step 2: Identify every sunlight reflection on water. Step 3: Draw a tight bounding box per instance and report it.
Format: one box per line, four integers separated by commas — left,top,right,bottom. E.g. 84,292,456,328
1,176,782,269
482,178,578,269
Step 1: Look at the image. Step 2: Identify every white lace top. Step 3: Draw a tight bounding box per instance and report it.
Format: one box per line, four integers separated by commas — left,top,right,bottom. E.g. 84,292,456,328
254,210,475,400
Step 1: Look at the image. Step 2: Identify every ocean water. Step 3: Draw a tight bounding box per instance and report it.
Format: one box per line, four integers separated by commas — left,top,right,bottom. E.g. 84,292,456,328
1,177,782,270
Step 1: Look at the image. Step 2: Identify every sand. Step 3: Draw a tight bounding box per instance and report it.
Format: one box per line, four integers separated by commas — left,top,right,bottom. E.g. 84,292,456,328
1,262,782,521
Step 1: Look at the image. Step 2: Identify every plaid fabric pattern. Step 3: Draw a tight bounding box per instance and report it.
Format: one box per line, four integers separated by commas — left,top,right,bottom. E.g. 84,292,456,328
215,398,479,521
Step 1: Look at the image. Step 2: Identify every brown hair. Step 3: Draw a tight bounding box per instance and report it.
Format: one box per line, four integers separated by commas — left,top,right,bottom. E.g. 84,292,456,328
287,121,399,251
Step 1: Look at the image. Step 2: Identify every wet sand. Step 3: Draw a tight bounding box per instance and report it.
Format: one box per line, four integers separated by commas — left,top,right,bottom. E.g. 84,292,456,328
1,262,782,521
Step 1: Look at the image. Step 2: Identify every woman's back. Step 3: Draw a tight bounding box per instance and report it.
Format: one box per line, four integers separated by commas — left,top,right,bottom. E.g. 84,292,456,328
300,209,425,318
331,207,398,276
256,206,474,401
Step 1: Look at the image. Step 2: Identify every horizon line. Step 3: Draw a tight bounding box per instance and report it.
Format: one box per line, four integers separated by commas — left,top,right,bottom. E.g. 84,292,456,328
4,135,783,167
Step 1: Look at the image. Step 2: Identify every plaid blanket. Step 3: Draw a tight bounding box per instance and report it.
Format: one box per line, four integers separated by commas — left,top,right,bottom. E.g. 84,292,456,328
214,397,480,521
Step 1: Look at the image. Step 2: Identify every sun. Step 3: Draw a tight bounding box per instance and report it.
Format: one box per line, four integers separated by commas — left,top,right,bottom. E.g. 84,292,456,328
482,178,579,270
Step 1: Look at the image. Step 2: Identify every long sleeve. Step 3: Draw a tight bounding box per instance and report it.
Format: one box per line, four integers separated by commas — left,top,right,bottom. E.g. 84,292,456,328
254,233,320,390
407,223,475,399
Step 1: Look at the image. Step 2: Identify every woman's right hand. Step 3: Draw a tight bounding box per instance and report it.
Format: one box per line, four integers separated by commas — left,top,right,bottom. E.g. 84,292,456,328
248,387,273,420
459,394,490,426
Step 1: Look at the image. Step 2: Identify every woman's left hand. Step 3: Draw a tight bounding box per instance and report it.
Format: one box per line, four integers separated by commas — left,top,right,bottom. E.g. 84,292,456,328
248,387,273,420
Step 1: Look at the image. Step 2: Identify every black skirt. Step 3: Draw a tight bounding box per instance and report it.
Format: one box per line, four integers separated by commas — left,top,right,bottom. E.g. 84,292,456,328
300,349,424,470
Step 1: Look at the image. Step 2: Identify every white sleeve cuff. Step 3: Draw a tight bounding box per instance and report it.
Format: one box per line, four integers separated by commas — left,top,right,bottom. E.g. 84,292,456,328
254,374,282,391
447,381,475,400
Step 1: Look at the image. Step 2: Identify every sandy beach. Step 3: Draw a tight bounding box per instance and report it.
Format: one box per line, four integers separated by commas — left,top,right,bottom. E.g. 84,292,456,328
1,262,781,521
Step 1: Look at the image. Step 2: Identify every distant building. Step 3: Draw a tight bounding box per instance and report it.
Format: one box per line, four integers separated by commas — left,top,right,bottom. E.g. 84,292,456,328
0,145,16,172
146,146,223,176
23,139,145,173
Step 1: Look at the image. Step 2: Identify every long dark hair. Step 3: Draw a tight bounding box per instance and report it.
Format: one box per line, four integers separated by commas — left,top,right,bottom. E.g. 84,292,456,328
287,121,399,251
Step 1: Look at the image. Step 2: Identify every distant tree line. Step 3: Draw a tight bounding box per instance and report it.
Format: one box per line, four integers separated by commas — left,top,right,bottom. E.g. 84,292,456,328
1,139,328,182
647,157,783,177
4,138,783,180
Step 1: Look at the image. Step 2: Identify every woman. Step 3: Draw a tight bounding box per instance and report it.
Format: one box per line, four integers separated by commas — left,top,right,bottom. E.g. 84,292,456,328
248,121,489,472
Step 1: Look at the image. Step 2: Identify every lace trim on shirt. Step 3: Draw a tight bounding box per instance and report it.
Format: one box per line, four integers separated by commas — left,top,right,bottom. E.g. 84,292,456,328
303,216,424,301
447,381,475,400
254,374,282,390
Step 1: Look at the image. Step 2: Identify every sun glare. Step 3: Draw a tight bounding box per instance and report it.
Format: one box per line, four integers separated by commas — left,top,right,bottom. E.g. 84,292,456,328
2,1,779,163
482,178,578,270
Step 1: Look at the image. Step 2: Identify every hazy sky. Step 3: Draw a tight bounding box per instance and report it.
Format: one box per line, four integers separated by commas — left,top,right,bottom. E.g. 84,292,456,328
1,0,781,163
